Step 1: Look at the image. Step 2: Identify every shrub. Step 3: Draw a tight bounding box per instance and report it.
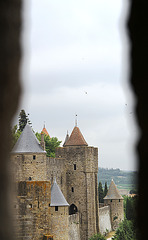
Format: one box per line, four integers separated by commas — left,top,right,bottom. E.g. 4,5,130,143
89,233,106,240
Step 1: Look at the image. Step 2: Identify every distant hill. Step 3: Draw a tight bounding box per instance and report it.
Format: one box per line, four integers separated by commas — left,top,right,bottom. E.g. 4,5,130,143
98,167,138,191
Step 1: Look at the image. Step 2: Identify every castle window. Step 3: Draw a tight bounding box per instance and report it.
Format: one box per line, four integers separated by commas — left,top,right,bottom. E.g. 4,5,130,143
72,187,74,192
29,204,32,209
119,199,120,202
74,164,76,170
110,200,112,202
29,177,32,181
33,155,36,160
55,206,58,211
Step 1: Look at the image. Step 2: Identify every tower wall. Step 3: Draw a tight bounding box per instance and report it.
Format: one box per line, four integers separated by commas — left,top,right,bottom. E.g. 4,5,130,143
56,146,99,240
15,181,51,240
49,206,69,240
104,199,124,230
11,153,47,181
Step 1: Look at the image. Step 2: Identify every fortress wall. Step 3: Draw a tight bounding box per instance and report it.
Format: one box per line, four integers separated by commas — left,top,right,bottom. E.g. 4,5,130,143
49,206,69,240
68,213,80,240
11,153,47,181
15,181,51,240
46,157,67,197
99,206,112,234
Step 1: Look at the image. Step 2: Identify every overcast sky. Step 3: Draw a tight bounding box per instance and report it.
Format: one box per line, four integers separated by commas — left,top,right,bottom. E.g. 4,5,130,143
16,0,139,171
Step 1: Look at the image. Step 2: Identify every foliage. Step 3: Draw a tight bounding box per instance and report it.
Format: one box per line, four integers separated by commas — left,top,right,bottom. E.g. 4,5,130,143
98,167,138,192
104,181,108,197
19,109,31,132
11,124,21,149
126,196,138,223
36,132,61,157
98,182,104,203
112,219,137,240
89,233,106,240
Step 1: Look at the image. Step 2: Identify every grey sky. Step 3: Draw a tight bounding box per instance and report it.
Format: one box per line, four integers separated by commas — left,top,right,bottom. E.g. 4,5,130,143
17,0,139,171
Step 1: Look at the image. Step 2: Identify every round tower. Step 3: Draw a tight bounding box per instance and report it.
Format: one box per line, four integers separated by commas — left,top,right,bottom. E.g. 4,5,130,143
104,179,124,230
49,179,69,240
11,124,47,181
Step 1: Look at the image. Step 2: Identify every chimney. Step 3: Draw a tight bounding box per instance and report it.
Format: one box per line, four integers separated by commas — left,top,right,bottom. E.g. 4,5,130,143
41,132,45,151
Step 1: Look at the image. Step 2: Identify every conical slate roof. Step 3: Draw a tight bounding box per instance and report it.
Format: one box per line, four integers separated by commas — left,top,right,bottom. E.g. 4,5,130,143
11,124,46,154
50,179,69,206
63,131,69,147
104,179,123,200
64,126,88,146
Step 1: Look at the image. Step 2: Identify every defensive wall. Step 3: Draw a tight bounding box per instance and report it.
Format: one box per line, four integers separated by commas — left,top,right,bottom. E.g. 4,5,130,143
99,205,112,235
68,213,80,240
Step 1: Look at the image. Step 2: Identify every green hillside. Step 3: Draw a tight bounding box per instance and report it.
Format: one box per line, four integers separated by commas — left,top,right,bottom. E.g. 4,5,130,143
98,167,138,191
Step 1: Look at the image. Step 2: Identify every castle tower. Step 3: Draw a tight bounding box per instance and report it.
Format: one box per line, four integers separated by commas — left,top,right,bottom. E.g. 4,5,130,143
11,124,47,181
11,124,51,239
49,179,69,240
56,125,99,240
42,123,50,137
104,179,124,230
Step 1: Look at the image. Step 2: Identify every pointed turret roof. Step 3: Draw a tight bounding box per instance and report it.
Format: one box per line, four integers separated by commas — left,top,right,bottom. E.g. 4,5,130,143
104,179,123,200
63,131,70,147
50,179,69,206
41,124,50,137
64,126,88,146
11,124,46,154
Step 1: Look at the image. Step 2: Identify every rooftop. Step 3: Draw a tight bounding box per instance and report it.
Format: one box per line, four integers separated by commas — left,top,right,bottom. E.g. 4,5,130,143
50,179,69,207
64,126,88,146
41,126,50,137
104,179,123,200
11,124,46,154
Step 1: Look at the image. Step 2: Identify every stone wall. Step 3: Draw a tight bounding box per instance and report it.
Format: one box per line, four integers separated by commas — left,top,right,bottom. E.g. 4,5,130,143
68,213,80,240
11,153,47,181
46,157,67,197
99,206,112,235
56,146,99,240
15,181,51,240
49,206,69,240
104,199,124,230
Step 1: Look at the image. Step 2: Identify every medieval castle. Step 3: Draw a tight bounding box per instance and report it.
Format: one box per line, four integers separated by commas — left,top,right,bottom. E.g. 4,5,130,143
11,123,124,240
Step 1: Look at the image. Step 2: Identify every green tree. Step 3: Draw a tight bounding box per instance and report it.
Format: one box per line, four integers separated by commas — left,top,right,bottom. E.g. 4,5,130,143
36,133,61,157
104,181,108,197
89,233,106,240
98,182,104,203
11,124,21,149
18,109,31,132
112,219,136,240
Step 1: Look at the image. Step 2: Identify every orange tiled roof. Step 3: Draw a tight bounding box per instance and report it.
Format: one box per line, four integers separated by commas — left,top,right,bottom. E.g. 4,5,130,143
64,126,88,146
41,127,50,137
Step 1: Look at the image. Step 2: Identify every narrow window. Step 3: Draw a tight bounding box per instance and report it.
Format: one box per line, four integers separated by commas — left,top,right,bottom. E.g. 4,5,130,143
110,200,112,202
49,204,50,207
61,176,62,184
33,155,36,160
38,201,39,208
72,187,74,192
55,206,58,211
74,164,76,170
29,204,32,209
29,177,32,181
119,199,120,202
